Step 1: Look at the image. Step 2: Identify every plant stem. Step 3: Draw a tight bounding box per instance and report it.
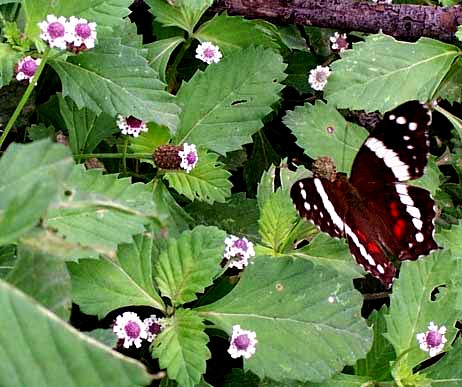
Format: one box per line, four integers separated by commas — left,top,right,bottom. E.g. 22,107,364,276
122,136,129,174
0,47,50,150
75,152,152,160
166,37,192,93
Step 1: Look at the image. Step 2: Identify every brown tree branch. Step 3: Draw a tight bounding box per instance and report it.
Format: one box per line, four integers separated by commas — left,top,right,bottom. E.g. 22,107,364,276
211,0,462,42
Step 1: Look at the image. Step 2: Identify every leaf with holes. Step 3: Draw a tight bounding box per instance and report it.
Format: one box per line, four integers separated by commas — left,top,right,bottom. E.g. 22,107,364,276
173,46,286,155
154,225,226,306
324,34,458,113
198,256,372,383
164,150,232,204
152,309,210,387
0,279,151,387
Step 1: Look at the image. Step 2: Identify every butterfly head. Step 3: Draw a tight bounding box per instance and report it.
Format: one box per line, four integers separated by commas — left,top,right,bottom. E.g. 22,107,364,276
312,156,337,182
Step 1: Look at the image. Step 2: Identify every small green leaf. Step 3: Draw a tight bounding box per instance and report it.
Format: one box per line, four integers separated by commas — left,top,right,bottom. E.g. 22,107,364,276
325,34,459,113
154,225,226,305
424,340,462,385
164,150,232,204
284,51,318,94
412,157,442,197
130,123,171,155
0,279,152,387
152,309,210,387
437,223,462,253
0,245,16,279
174,47,286,155
283,100,368,173
198,256,372,383
437,57,462,104
0,43,21,87
146,37,185,83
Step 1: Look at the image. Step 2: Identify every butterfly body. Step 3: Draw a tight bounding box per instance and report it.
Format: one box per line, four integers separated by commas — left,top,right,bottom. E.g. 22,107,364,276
291,101,438,288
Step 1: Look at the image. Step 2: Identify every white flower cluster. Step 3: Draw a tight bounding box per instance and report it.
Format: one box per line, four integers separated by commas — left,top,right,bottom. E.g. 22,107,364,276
416,322,447,357
113,312,165,349
223,235,255,269
228,324,258,359
15,56,41,83
116,115,148,137
308,65,331,91
178,143,199,173
195,41,222,64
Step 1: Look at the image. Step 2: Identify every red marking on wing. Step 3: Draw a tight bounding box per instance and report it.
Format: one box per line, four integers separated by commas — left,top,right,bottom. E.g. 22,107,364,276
390,201,399,218
367,242,381,254
393,219,406,239
356,229,367,242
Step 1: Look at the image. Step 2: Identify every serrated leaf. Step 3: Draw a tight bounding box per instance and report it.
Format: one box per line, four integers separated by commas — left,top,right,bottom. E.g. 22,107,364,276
0,279,151,387
424,340,462,385
173,47,286,155
284,51,318,93
146,0,212,33
0,43,21,87
195,13,279,56
7,244,71,320
325,34,459,113
412,157,442,196
385,250,460,368
164,150,232,204
154,225,226,305
437,57,462,104
283,100,368,173
278,25,310,51
69,230,164,318
198,256,372,383
152,309,210,387
146,37,185,83
437,223,462,254
50,37,179,131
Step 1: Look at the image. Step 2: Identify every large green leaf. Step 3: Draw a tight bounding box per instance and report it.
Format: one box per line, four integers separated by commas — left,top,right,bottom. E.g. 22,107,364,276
385,251,460,369
0,43,21,87
7,244,71,320
424,341,462,386
69,230,165,318
154,225,226,306
198,256,372,383
173,47,286,155
164,150,232,204
50,38,179,131
436,57,462,104
0,140,74,245
283,100,368,174
0,279,151,387
325,34,459,113
146,37,185,83
152,309,210,387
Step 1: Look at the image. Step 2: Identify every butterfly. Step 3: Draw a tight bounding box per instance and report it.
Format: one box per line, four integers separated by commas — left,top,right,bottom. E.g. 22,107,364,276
290,101,438,288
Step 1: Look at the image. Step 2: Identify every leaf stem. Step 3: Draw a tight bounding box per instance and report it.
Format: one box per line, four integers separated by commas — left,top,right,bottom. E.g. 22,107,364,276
75,152,152,160
122,136,129,174
0,47,51,150
166,37,192,93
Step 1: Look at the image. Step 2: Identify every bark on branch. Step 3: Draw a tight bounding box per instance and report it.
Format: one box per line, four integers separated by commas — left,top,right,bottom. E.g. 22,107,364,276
211,0,462,42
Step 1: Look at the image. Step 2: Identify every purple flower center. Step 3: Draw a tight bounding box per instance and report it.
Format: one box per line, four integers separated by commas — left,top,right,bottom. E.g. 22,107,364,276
233,239,248,251
75,23,92,39
426,330,443,347
203,47,215,59
21,60,38,77
186,151,197,165
126,116,143,128
124,321,141,338
233,334,250,350
47,21,65,39
148,322,162,335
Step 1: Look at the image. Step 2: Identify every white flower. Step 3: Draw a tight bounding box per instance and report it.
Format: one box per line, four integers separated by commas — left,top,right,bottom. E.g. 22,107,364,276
113,312,147,349
178,143,198,173
67,16,97,49
228,324,258,359
143,315,165,342
416,322,447,357
329,32,349,52
195,41,222,64
116,115,148,137
15,56,41,83
308,65,331,91
223,235,255,269
38,15,72,49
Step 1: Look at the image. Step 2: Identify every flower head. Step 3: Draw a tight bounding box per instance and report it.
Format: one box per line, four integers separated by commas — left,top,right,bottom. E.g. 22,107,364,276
178,143,198,173
195,41,222,64
143,315,166,342
67,16,97,51
113,312,147,348
330,32,349,53
223,235,255,269
15,56,41,83
308,65,331,91
117,115,148,137
228,325,258,359
416,322,447,357
38,15,71,49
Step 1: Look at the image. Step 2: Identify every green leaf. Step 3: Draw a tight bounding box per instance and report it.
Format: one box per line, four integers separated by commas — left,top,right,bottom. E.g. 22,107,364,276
130,123,171,155
0,279,151,387
385,250,460,368
146,0,213,34
283,100,368,174
27,123,55,141
424,340,462,385
164,150,232,204
284,51,318,94
277,25,310,51
23,0,132,41
194,13,279,56
325,34,459,113
0,245,16,279
437,57,462,104
69,230,165,318
0,140,74,245
58,94,117,155
198,256,372,383
174,47,286,155
7,244,71,320
0,43,21,87
154,225,226,305
50,37,179,132
146,37,185,83
152,309,210,387
412,157,442,197
437,223,462,254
